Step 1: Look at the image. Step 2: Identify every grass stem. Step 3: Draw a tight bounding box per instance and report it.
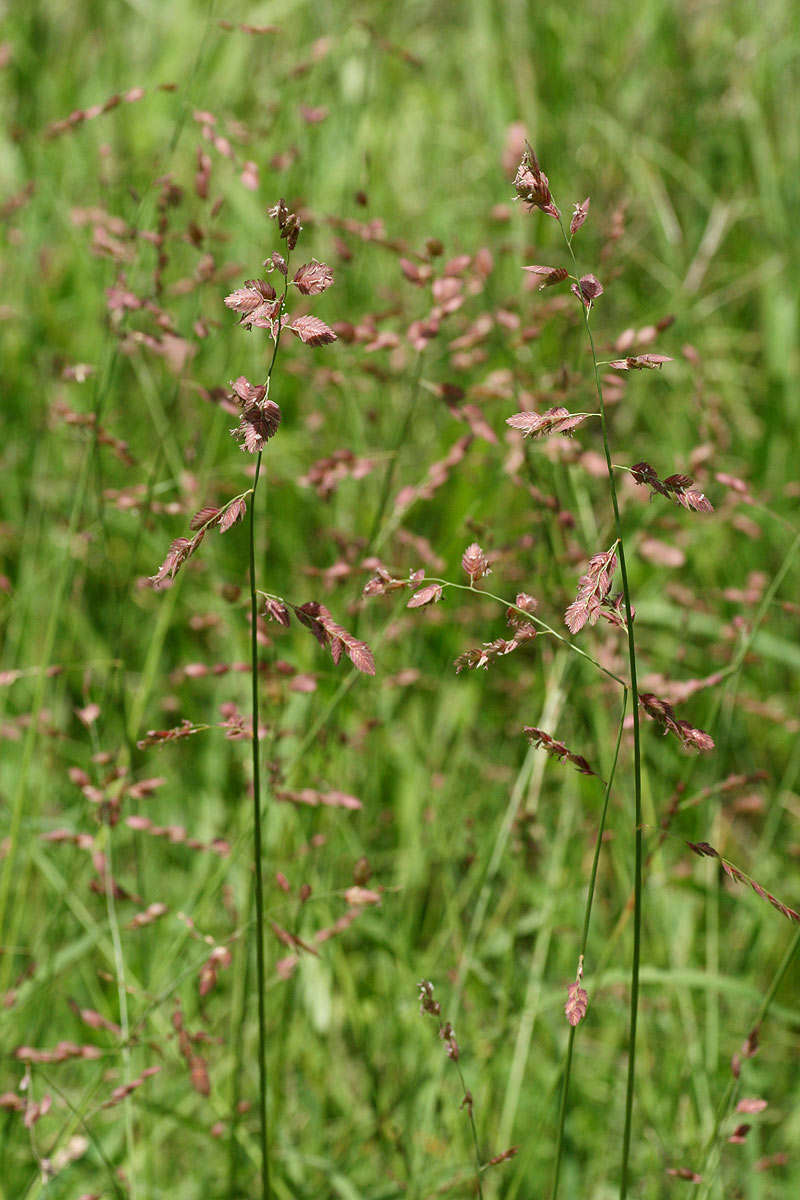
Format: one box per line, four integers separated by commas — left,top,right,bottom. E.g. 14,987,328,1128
559,218,644,1199
246,270,289,1200
551,691,627,1198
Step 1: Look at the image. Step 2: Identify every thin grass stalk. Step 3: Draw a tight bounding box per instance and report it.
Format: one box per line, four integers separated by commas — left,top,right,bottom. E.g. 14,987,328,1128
248,444,269,1200
226,871,253,1196
558,219,644,1199
247,269,290,1200
100,824,136,1199
453,1058,484,1200
551,691,628,1199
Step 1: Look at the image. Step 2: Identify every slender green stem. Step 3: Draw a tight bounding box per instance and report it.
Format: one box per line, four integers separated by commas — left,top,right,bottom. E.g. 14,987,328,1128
454,1060,484,1200
101,824,137,1200
248,446,269,1200
551,691,627,1199
227,827,254,1198
559,219,643,1199
247,269,289,1200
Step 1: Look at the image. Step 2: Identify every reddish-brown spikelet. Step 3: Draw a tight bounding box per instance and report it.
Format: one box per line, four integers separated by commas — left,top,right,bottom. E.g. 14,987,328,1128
487,1147,520,1166
639,693,715,752
148,532,205,589
685,840,800,922
454,617,537,674
292,601,375,675
288,314,338,346
219,496,247,531
570,197,590,236
524,727,596,776
231,402,281,452
731,1028,760,1078
266,251,288,276
189,505,221,531
571,273,604,308
198,946,232,997
292,259,334,295
565,982,589,1026
564,546,618,634
630,461,713,512
136,720,203,749
507,406,591,440
223,278,279,327
407,583,443,608
513,146,560,219
609,353,672,371
461,542,490,584
263,597,291,627
522,264,569,289
268,197,302,249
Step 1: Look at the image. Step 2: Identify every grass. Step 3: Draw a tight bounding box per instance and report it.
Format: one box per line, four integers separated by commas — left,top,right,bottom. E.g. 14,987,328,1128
1,2,799,1198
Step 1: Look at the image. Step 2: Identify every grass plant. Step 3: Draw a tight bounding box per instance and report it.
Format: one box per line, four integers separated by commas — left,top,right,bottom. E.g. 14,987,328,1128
1,4,799,1199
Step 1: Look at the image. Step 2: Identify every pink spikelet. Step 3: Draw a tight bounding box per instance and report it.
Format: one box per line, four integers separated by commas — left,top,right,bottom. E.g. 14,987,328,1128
461,542,490,584
522,264,569,289
564,545,618,634
565,956,588,1026
523,727,596,777
685,840,800,921
267,197,302,250
630,461,713,513
569,197,590,237
639,693,715,752
291,259,334,296
287,314,337,346
229,376,281,453
407,583,443,608
513,144,560,220
570,273,603,310
506,406,591,439
609,354,672,371
149,531,206,589
223,279,280,328
293,601,375,675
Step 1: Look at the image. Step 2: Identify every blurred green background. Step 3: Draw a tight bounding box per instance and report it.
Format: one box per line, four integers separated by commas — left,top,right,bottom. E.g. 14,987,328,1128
1,2,799,1197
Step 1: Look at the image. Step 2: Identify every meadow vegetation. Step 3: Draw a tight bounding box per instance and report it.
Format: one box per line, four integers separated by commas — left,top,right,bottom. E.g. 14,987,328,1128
1,3,799,1198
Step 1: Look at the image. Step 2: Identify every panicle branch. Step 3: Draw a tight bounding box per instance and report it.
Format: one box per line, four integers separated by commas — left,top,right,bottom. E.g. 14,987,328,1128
563,544,620,635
